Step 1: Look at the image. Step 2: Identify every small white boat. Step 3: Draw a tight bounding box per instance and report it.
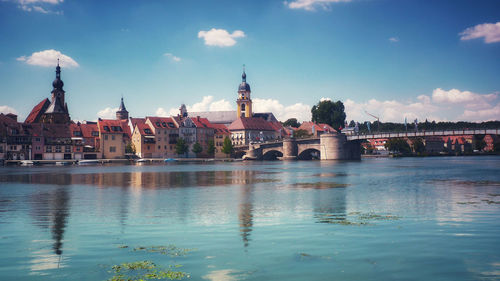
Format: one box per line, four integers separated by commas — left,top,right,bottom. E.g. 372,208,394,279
136,159,149,163
164,158,177,162
20,160,34,166
78,160,100,165
55,161,72,166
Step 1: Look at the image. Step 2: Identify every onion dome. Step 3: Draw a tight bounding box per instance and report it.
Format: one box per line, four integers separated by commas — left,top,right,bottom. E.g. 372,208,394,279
52,62,64,90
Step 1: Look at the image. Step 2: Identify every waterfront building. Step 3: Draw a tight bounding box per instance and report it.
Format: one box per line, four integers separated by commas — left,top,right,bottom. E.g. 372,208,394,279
211,123,231,158
191,116,215,157
145,117,179,158
131,122,156,158
228,117,278,146
423,136,444,153
26,62,71,125
173,106,198,157
70,122,101,159
97,119,131,159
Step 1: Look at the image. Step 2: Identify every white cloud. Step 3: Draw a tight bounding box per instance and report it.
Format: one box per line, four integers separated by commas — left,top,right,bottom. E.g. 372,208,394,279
389,37,399,43
17,49,79,68
431,88,498,110
97,107,118,119
16,0,63,14
320,97,332,102
156,96,235,118
0,105,18,115
344,88,500,123
164,53,181,62
284,0,351,11
462,103,500,121
198,28,245,47
253,98,311,122
460,22,500,43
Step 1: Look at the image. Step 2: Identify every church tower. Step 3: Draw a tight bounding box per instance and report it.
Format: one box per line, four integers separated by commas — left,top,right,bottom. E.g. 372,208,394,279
116,97,129,120
236,66,252,118
41,60,70,124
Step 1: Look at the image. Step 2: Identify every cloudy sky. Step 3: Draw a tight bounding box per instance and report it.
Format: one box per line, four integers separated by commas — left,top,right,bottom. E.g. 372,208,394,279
1,0,499,123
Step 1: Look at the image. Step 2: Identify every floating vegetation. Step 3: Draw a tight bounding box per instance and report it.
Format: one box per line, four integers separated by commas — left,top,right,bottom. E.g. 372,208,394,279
482,200,500,205
133,245,194,257
108,261,187,281
118,245,129,249
296,252,332,261
457,202,479,205
316,212,399,226
290,182,350,189
430,179,500,187
488,194,500,197
311,172,348,178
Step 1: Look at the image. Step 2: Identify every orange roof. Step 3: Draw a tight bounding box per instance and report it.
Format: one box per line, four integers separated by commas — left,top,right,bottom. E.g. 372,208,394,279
228,117,277,131
98,119,130,137
146,116,178,129
298,121,334,133
25,98,50,124
136,123,154,136
211,123,230,134
191,116,213,128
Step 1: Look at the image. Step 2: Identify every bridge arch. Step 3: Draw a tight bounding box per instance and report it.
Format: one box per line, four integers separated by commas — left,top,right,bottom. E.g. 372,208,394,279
262,149,283,160
297,148,320,160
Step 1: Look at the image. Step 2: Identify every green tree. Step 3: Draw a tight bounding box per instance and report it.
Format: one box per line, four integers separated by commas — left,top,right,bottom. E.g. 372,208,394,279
283,118,300,128
222,136,233,156
348,120,356,127
311,100,346,132
192,142,203,156
385,138,411,154
207,139,215,156
475,139,486,151
125,142,136,154
175,138,188,156
412,138,425,154
293,129,310,139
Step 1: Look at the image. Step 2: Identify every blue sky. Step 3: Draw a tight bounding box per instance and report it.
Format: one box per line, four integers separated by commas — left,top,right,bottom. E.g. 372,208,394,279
1,0,499,123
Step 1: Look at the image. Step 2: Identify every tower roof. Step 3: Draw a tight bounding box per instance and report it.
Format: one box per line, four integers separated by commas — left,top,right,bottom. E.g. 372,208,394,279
118,97,127,112
52,59,64,90
238,66,251,92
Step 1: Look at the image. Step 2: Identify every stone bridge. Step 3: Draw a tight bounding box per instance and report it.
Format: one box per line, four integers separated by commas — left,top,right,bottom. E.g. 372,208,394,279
243,133,361,160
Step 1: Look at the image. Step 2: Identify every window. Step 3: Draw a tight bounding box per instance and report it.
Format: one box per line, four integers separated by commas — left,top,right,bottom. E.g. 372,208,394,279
46,146,52,153
56,146,62,153
111,135,115,140
103,126,110,132
73,131,82,137
35,137,41,142
76,147,80,151
65,146,71,152
110,146,116,153
164,145,167,149
158,145,161,149
157,137,161,142
156,122,160,127
92,131,99,137
104,135,108,140
162,122,166,127
144,129,152,134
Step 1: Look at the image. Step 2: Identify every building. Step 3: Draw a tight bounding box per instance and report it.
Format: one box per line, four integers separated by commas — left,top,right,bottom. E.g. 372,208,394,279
298,121,334,137
70,122,101,159
191,116,215,157
424,136,444,153
131,122,156,158
26,62,71,125
228,117,278,146
116,97,129,120
237,67,252,118
483,134,499,152
145,116,179,158
212,123,231,158
97,119,131,159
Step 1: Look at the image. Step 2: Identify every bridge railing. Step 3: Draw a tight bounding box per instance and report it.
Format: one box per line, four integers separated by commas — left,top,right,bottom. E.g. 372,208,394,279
346,128,500,140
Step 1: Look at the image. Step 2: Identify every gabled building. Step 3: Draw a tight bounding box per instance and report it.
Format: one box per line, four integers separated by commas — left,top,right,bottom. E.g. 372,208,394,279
191,116,215,157
228,117,278,146
297,121,334,137
145,116,179,158
211,123,231,158
70,122,101,159
97,119,130,159
131,122,155,158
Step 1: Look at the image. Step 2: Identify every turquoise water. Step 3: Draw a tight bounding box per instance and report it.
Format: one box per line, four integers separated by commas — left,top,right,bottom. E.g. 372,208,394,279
0,156,499,281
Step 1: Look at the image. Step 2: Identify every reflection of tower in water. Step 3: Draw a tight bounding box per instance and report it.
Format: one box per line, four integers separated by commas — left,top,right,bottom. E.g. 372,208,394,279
235,170,254,248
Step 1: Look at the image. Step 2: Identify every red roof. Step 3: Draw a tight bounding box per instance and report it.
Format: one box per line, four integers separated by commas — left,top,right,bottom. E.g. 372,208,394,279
191,116,213,128
298,121,334,134
136,123,154,136
228,117,277,131
98,119,131,138
146,117,178,129
25,98,50,124
211,123,230,134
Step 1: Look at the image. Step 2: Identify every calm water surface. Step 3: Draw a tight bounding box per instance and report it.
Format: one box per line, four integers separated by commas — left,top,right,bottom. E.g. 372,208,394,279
0,157,499,281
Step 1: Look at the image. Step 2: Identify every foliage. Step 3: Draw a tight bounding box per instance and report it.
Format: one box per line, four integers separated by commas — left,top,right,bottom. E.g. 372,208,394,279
362,142,374,154
109,261,187,281
283,118,301,128
412,138,425,154
191,142,202,155
221,136,233,156
348,120,356,127
133,245,194,257
475,139,486,151
293,129,310,139
125,142,136,154
207,139,215,156
175,138,188,156
311,100,346,132
384,138,411,154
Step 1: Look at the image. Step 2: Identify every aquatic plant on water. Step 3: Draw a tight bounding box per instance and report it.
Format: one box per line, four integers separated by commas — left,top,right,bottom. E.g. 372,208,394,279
108,261,187,281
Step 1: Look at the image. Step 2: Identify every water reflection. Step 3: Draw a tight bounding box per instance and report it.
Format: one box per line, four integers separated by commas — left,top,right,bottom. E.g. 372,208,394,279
29,187,70,272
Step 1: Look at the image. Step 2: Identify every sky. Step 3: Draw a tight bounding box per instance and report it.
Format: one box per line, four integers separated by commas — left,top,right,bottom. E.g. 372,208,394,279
0,0,499,123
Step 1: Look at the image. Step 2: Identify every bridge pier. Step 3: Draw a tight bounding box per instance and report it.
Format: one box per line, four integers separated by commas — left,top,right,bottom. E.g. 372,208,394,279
244,144,262,160
320,133,348,160
282,138,297,160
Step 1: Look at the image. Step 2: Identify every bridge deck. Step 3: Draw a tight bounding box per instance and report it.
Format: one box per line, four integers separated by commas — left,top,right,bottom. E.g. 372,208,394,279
347,129,500,140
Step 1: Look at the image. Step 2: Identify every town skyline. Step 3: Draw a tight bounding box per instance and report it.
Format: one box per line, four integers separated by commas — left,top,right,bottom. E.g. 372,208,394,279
1,0,499,123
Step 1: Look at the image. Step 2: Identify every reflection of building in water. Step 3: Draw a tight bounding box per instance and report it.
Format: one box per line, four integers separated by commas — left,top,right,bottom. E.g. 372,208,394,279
236,170,255,248
28,186,70,271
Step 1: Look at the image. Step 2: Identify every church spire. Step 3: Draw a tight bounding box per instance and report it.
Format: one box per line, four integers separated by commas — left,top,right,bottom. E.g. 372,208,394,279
116,96,129,120
52,59,64,90
242,64,246,82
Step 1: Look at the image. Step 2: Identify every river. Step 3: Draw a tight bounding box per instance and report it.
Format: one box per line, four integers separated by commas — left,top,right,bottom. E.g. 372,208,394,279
0,156,499,280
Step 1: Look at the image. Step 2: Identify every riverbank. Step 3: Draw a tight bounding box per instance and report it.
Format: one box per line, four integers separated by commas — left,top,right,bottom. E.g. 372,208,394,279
2,157,240,166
